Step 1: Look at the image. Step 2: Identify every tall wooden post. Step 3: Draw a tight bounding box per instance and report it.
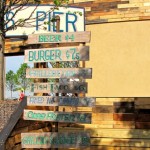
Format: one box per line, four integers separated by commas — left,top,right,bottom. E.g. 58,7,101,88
0,35,4,100
55,16,60,150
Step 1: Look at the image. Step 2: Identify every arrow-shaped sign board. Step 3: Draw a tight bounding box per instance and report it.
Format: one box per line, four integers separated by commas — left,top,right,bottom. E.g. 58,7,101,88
27,96,95,107
24,46,89,63
30,82,87,93
21,132,90,148
27,31,91,44
26,68,92,79
23,109,91,124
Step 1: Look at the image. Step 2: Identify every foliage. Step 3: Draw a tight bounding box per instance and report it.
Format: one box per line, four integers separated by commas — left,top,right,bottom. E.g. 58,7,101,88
1,0,74,99
6,70,17,98
0,0,70,35
16,63,32,94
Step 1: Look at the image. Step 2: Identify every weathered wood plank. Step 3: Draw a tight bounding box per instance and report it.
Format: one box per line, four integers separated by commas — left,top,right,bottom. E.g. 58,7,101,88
92,113,113,122
26,68,92,79
25,46,89,62
135,98,150,109
27,96,96,107
27,31,91,44
113,121,135,129
59,122,114,129
6,137,15,149
23,109,91,124
21,132,90,148
30,82,87,93
59,128,150,139
58,106,92,112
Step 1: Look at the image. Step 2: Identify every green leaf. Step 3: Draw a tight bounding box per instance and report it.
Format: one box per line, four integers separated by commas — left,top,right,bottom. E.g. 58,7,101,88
53,0,61,6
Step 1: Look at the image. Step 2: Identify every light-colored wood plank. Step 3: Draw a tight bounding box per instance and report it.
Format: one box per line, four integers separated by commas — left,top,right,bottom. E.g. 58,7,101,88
92,113,113,122
23,109,91,124
59,128,150,139
30,82,87,93
21,132,90,148
26,68,92,79
25,46,89,62
27,96,95,107
27,31,91,44
91,138,150,147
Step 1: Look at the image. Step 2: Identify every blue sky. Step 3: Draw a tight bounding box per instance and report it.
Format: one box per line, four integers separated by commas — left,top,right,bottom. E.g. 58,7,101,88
6,56,24,73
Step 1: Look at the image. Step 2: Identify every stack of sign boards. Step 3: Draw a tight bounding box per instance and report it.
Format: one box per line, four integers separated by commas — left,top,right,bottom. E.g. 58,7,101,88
21,31,95,149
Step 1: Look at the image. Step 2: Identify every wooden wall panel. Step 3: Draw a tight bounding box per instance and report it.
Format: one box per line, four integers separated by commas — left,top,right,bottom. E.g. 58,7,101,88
57,97,150,149
5,98,150,149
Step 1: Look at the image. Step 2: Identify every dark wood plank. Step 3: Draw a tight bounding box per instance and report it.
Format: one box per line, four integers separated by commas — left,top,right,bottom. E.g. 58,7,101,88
135,122,150,129
135,109,150,114
114,107,135,113
136,114,150,122
113,113,135,121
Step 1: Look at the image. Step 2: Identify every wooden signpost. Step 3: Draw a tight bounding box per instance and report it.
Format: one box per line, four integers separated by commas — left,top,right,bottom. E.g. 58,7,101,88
26,68,92,79
27,96,96,107
23,109,91,123
27,31,91,44
30,82,87,93
22,22,93,148
24,46,89,63
21,132,90,148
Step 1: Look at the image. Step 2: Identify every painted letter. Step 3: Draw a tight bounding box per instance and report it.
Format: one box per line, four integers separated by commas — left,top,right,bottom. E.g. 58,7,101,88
66,13,77,32
36,11,46,31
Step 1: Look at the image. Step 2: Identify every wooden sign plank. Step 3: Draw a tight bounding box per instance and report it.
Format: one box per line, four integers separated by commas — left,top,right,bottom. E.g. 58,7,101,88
26,68,92,79
30,82,87,93
21,132,90,148
27,31,91,44
24,46,89,63
23,109,91,124
27,96,96,107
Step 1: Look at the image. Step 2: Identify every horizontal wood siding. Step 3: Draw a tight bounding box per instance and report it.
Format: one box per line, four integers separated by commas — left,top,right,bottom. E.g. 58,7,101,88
5,98,150,149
